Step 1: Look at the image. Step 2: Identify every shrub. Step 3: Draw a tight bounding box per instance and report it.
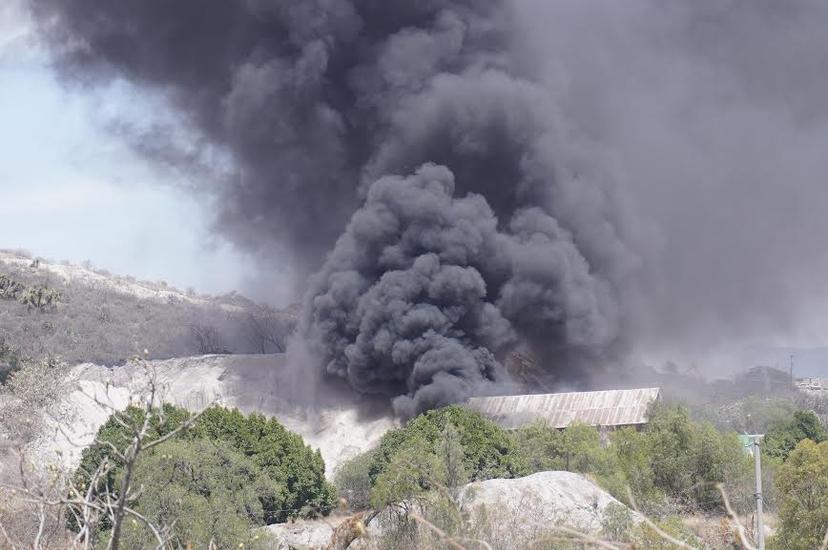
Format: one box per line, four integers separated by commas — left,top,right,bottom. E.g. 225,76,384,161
370,436,444,509
0,274,24,300
18,285,61,312
369,405,525,484
0,335,23,384
514,421,616,475
334,450,376,511
636,404,747,511
610,426,665,511
630,515,702,549
601,501,634,542
571,405,754,515
764,409,827,461
114,439,278,549
771,439,828,550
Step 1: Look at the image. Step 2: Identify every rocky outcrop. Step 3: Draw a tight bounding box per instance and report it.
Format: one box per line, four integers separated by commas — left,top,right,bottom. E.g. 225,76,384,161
458,471,641,536
266,471,639,549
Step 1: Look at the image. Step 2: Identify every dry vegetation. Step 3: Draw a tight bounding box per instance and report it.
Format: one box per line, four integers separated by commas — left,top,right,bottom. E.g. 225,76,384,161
0,253,295,376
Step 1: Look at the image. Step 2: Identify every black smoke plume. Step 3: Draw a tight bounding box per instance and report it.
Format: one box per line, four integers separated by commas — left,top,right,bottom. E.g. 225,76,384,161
301,164,618,415
27,0,628,414
28,1,828,413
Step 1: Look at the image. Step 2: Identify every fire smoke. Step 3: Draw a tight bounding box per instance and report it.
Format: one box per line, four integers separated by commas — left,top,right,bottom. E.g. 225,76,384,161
26,0,828,414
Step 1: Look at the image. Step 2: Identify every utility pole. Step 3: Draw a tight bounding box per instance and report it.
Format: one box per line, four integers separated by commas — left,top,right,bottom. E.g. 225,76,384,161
748,434,765,550
790,354,795,390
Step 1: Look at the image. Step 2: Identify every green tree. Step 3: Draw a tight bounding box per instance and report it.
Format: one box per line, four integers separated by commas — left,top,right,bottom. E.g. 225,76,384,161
765,410,827,461
189,406,335,521
438,422,468,498
369,405,525,484
639,405,746,510
72,403,190,518
771,439,828,550
72,404,335,531
597,405,750,513
370,436,444,509
114,439,278,549
514,421,615,474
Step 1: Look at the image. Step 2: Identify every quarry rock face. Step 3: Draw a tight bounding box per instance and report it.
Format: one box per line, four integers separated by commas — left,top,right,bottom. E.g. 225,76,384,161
33,354,396,476
265,519,345,550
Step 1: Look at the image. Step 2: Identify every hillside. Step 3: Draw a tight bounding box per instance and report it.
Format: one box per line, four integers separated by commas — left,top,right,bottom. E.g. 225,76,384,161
0,250,296,374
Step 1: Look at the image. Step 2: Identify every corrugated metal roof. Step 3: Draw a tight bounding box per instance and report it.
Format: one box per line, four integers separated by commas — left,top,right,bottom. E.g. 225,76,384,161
466,387,661,429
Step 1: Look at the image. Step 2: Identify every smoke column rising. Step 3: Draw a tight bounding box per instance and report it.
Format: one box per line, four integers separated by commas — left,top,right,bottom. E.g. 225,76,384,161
25,0,828,411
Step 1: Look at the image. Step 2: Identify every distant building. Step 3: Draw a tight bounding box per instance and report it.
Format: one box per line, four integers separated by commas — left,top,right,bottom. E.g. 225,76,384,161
796,377,828,396
466,387,661,431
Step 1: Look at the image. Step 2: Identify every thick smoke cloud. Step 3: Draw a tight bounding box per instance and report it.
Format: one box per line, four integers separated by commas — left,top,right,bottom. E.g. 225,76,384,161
511,0,828,367
28,0,630,414
302,164,616,415
25,0,828,409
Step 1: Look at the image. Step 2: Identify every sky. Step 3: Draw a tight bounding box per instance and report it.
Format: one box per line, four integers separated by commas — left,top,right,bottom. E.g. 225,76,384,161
0,2,285,302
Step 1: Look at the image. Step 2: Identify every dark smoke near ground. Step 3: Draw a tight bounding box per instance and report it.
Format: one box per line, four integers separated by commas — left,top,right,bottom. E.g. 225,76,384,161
25,1,828,413
301,164,619,415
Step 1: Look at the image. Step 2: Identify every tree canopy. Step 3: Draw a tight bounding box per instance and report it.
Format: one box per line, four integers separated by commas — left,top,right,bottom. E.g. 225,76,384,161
771,439,828,549
72,403,335,535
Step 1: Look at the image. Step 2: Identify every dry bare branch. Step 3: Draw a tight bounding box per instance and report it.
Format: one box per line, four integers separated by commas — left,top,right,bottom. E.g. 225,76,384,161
716,484,757,550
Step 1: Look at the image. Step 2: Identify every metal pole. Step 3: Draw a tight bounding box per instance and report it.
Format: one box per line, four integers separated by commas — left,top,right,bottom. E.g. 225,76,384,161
790,354,795,390
754,437,765,550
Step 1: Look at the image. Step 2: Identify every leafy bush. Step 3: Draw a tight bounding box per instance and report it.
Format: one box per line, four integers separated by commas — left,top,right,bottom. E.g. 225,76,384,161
601,501,634,542
631,404,748,511
370,436,445,509
764,409,826,461
114,439,277,549
334,449,376,510
515,405,749,514
771,439,828,550
72,404,335,531
369,405,525,484
514,421,617,475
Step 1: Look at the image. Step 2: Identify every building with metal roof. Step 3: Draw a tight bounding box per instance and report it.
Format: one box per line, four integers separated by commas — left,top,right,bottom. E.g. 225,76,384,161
466,387,661,430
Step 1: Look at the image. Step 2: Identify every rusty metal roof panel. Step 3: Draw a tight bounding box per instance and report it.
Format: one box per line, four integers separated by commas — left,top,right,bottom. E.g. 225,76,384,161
466,387,661,429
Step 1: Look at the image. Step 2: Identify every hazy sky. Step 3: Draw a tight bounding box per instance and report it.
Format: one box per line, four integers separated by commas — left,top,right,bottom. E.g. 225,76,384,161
0,3,283,301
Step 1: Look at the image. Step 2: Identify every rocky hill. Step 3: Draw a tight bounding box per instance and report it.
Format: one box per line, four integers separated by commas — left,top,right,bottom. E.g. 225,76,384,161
0,250,296,373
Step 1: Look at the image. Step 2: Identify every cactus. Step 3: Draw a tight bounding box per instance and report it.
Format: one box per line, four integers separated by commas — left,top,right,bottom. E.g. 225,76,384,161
0,274,24,299
18,285,61,312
